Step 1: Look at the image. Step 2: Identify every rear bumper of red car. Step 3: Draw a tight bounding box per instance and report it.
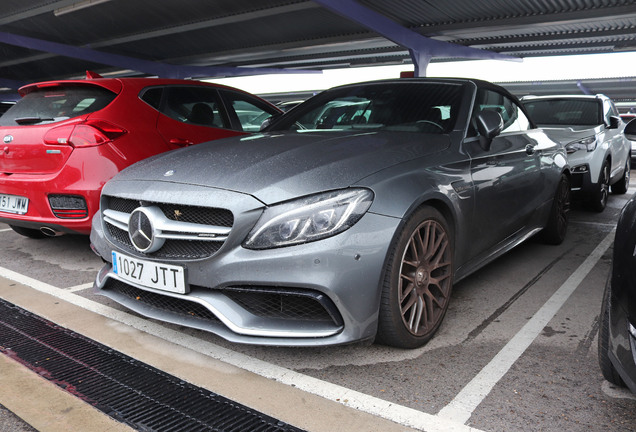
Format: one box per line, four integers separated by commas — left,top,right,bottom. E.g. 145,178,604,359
0,155,111,235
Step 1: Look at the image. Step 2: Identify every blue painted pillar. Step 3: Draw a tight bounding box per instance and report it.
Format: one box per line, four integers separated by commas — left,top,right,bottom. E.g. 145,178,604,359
314,0,519,78
410,49,431,77
577,81,592,95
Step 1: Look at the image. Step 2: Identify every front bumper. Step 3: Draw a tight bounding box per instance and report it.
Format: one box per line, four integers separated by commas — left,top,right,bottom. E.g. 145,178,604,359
568,163,595,198
90,191,401,346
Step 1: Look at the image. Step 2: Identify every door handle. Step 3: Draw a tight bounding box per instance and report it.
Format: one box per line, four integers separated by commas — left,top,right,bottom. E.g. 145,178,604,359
169,138,194,147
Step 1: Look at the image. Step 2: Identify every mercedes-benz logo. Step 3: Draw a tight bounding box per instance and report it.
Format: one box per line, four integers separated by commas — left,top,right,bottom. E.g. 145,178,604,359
128,207,165,253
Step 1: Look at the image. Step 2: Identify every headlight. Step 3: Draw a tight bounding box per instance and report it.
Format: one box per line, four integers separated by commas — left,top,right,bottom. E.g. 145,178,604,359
565,136,597,154
244,188,374,249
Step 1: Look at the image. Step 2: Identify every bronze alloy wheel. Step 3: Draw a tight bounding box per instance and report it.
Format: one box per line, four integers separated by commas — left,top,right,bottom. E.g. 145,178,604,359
377,206,453,348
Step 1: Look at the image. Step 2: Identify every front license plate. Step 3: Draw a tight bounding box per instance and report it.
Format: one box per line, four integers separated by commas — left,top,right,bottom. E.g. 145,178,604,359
112,251,187,294
0,193,28,215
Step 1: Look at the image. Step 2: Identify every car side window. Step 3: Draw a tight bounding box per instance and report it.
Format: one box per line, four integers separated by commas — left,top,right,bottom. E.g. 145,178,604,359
139,87,163,110
161,86,228,128
219,90,278,132
470,89,530,136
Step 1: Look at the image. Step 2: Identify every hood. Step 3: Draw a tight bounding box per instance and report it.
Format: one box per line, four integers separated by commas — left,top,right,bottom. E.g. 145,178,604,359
113,130,450,204
539,125,602,144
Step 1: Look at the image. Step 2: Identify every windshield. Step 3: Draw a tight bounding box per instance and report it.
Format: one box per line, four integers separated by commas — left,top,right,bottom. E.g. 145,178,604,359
0,84,116,126
268,82,464,134
522,98,602,126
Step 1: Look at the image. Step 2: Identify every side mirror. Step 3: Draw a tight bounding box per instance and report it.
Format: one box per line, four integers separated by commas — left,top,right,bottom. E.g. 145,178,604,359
476,110,504,151
625,118,636,141
260,112,283,131
607,115,621,130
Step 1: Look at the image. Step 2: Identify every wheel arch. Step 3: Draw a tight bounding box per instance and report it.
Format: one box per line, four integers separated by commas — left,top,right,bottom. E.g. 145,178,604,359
376,195,458,293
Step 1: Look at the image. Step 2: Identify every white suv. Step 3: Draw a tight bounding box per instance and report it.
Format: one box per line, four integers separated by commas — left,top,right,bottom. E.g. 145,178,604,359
522,94,631,212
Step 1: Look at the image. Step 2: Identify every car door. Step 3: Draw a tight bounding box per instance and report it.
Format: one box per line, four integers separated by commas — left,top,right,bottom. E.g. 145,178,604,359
603,98,630,180
153,86,246,149
464,89,544,257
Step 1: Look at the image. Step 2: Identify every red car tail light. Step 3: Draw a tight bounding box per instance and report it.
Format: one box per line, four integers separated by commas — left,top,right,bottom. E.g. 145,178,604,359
43,124,74,145
43,121,127,148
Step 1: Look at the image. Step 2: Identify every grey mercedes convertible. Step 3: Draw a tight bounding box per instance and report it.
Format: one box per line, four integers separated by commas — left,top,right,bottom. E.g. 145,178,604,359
90,78,571,349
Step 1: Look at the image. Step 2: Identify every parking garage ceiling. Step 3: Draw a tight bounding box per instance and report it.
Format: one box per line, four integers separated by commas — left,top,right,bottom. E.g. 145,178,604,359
1,0,636,100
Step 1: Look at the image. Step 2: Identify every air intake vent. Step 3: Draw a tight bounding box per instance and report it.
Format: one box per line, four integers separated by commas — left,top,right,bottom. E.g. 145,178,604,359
48,194,88,219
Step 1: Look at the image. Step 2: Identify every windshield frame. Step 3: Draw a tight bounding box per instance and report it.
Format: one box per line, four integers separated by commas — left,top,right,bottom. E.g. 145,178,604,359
265,80,466,135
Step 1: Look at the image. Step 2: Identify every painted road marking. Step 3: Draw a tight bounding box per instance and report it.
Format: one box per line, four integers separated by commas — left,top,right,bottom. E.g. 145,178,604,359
438,229,615,424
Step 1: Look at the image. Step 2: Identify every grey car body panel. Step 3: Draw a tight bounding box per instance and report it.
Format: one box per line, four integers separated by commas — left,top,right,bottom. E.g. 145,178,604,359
113,130,453,205
91,78,569,347
92,183,399,345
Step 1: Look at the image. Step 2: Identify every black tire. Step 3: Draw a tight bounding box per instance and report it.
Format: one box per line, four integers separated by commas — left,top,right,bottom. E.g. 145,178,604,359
590,160,610,212
9,225,47,239
611,158,630,195
540,174,570,245
598,277,625,387
376,206,453,349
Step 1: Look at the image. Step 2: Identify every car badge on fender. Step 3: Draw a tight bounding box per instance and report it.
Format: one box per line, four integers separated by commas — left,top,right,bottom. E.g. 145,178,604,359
164,170,175,177
3,135,13,144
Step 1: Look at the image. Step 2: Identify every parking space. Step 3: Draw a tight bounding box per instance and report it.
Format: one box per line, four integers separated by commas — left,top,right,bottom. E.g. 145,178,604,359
1,179,636,431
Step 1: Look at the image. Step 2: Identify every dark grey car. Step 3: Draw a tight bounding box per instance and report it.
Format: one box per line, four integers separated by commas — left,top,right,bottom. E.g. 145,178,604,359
90,78,571,349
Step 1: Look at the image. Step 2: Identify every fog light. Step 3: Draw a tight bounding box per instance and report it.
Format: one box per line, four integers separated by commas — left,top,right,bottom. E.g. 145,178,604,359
572,165,589,174
48,195,88,219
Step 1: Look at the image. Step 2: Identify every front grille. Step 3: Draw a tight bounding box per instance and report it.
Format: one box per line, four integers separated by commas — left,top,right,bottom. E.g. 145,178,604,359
104,278,220,323
107,196,233,226
104,196,232,259
224,286,343,326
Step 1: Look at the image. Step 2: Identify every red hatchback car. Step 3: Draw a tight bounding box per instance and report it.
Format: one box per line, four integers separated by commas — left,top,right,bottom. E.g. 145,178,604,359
0,74,280,238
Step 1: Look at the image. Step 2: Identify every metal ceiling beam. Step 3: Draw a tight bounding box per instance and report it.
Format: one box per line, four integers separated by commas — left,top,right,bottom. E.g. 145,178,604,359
89,2,321,49
0,31,318,81
312,0,520,76
0,0,78,25
0,2,323,74
426,5,636,39
0,78,25,90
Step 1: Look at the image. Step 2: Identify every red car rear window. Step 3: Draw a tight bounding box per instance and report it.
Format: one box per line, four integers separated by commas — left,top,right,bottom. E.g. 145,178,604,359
0,85,116,126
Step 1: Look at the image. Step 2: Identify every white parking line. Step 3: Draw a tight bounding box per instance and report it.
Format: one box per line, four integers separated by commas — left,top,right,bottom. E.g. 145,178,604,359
438,229,615,424
0,267,482,432
67,282,94,292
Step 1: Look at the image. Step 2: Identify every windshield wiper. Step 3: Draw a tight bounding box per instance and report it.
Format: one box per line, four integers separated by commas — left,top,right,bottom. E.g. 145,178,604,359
14,116,55,125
